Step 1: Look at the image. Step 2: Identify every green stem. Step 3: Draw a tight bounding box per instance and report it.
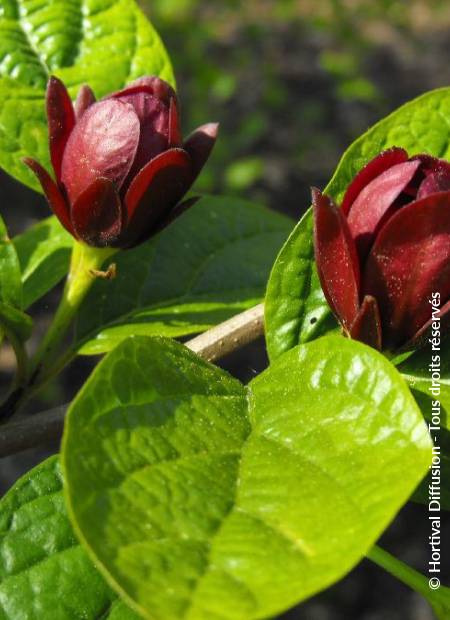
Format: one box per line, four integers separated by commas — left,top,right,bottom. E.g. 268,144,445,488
29,242,116,386
0,327,30,422
4,328,29,390
368,545,450,618
0,242,116,422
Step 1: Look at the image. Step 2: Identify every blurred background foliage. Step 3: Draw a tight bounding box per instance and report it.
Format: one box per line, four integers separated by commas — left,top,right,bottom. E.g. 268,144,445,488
140,0,450,221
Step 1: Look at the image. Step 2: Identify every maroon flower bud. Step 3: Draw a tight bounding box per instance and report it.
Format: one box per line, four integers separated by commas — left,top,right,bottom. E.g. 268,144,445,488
313,148,450,351
24,76,218,248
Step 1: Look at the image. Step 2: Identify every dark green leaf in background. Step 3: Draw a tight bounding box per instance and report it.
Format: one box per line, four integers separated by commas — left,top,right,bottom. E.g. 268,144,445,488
0,214,22,309
62,335,431,620
0,0,175,191
399,340,450,511
0,302,32,343
265,87,450,361
74,196,292,355
0,455,139,619
13,216,72,309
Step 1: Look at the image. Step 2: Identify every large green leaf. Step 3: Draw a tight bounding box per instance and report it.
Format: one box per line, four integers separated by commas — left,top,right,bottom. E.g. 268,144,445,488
74,195,292,355
0,0,175,191
62,335,431,620
0,455,139,619
14,216,73,308
265,87,450,361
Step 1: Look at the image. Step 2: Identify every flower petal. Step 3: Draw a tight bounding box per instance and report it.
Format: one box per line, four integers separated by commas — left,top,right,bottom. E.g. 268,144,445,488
183,123,219,181
364,191,450,349
347,160,421,259
417,158,450,199
313,188,360,330
123,148,193,247
406,298,450,350
168,97,182,147
61,99,140,203
349,295,382,350
341,147,408,215
114,91,172,186
71,178,123,247
74,84,96,120
46,76,76,182
23,157,73,235
108,76,176,107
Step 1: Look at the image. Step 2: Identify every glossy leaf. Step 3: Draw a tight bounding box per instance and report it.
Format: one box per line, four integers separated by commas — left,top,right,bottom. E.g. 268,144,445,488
0,215,22,309
265,87,450,361
0,456,138,619
62,335,431,620
74,195,292,355
13,216,73,308
0,0,175,191
265,210,338,360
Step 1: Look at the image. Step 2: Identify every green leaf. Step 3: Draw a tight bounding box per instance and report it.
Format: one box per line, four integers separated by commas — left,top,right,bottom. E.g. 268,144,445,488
75,195,293,355
0,455,139,619
264,210,338,361
0,302,32,342
399,340,450,425
265,87,450,361
0,0,175,191
62,335,431,620
399,341,450,510
14,216,73,308
0,214,22,309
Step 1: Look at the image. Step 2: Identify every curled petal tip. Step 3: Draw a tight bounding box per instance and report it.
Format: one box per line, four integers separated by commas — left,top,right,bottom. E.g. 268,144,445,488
74,84,96,120
183,123,219,180
203,122,219,136
311,186,323,204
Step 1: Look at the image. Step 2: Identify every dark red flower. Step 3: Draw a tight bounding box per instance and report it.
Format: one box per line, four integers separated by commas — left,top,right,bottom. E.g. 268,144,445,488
313,148,450,351
25,76,218,248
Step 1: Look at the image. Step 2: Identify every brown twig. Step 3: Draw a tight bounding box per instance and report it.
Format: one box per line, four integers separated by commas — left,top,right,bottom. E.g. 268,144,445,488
0,304,265,458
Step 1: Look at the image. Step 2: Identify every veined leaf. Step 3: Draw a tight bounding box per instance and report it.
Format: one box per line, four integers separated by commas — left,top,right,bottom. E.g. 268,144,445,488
0,456,139,619
0,0,175,191
74,196,292,355
62,335,431,620
14,216,72,308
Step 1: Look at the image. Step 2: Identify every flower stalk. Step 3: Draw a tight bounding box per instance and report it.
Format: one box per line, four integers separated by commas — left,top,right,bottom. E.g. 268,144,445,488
29,241,116,389
0,242,115,422
368,545,450,617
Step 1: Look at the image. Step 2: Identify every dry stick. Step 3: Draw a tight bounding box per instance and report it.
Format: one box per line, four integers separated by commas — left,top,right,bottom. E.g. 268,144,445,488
0,303,265,458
